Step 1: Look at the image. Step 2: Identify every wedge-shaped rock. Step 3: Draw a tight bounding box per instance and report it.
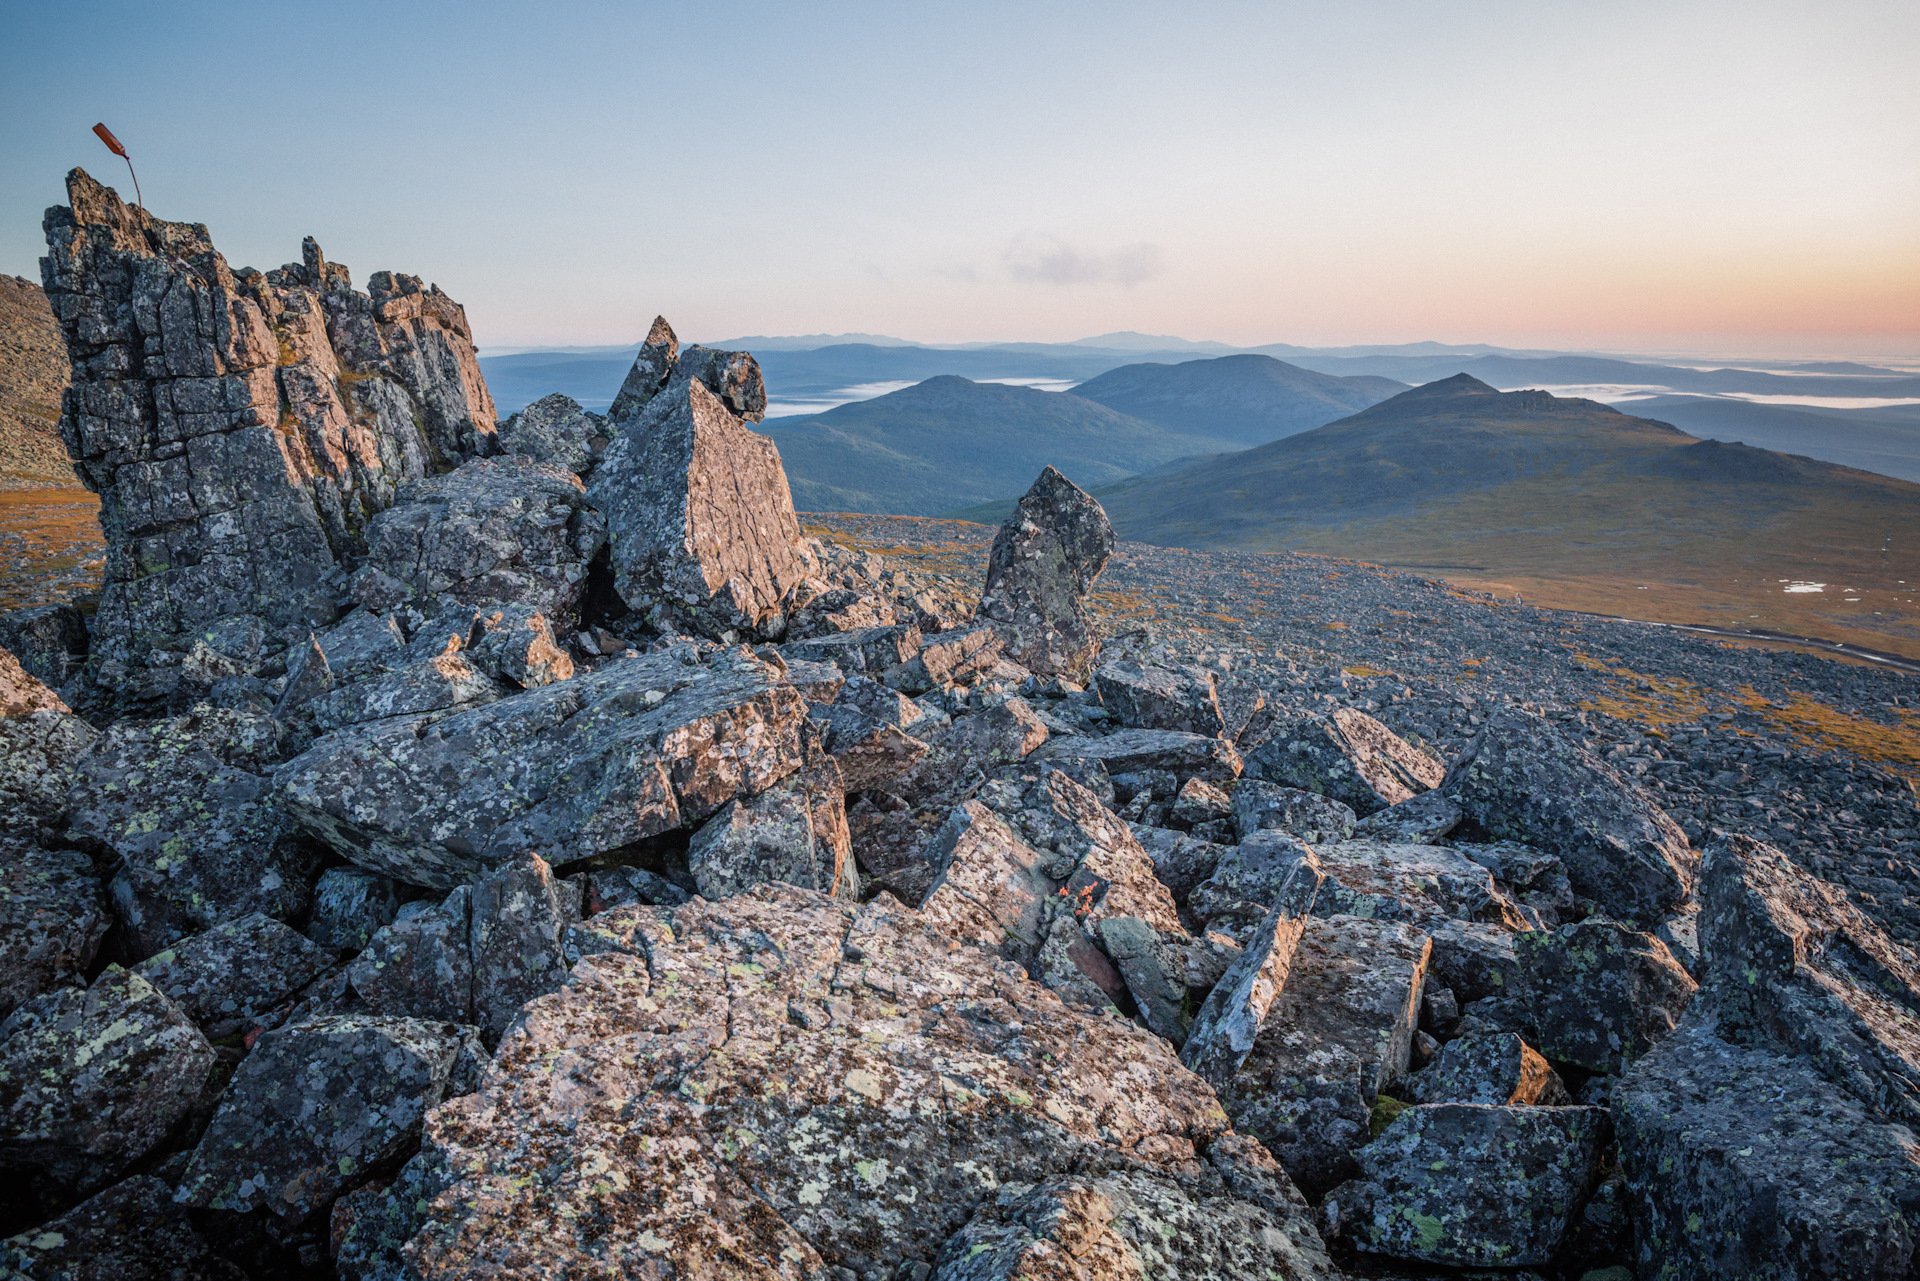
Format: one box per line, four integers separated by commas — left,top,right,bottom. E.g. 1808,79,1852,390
338,884,1334,1278
1326,1103,1608,1267
181,1013,480,1221
1697,833,1920,1125
0,967,213,1196
1615,1017,1920,1281
1409,1031,1568,1106
134,911,333,1038
1094,660,1227,736
1515,918,1697,1073
0,1174,245,1281
1,652,94,844
1040,727,1242,784
1244,706,1443,815
0,839,108,1018
1213,914,1431,1197
67,706,318,957
1443,706,1693,926
976,466,1113,679
277,646,809,888
1183,852,1325,1083
590,355,813,639
1312,840,1529,929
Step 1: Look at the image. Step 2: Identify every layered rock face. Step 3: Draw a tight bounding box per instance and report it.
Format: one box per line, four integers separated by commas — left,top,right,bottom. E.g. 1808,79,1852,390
40,169,496,706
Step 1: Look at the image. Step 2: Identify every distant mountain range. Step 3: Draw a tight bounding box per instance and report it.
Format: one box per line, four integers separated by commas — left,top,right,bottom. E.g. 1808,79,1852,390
763,357,1402,514
1097,375,1920,657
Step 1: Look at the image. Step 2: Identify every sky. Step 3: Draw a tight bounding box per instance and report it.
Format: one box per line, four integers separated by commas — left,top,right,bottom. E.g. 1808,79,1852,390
2,0,1916,356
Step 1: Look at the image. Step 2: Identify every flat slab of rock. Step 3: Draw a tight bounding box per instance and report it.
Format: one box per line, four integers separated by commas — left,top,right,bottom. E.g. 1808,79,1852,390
1327,1102,1608,1267
278,646,809,888
180,1013,480,1221
1244,707,1443,815
0,967,213,1196
133,910,334,1038
1443,707,1694,927
338,884,1335,1278
1039,727,1242,784
976,466,1113,680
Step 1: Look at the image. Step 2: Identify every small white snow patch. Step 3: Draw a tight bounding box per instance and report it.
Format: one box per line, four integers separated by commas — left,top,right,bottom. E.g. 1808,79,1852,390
1782,581,1826,594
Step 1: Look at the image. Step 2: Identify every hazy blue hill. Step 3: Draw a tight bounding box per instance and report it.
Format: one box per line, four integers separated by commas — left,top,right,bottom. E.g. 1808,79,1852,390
1622,394,1920,483
1070,354,1406,448
763,375,1225,515
1281,352,1920,399
1096,374,1920,655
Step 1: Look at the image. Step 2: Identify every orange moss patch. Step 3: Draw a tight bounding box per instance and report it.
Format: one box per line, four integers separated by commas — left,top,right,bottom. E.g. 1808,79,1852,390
1733,686,1920,784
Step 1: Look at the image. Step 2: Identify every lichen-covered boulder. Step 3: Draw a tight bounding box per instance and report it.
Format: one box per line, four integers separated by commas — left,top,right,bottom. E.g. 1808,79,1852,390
0,706,95,843
350,456,605,620
1231,780,1357,845
1442,707,1694,927
1040,727,1242,785
132,911,334,1038
590,328,813,640
1,643,68,717
1243,707,1443,815
308,867,404,952
180,1014,481,1221
336,884,1336,1278
277,646,810,888
0,839,108,1018
976,466,1113,680
1182,853,1325,1083
0,1174,246,1281
689,760,858,901
1515,918,1697,1073
1094,660,1227,736
496,392,607,477
1210,913,1431,1196
1325,1103,1608,1267
0,967,214,1196
66,706,318,957
1614,1018,1920,1281
1311,840,1529,929
1409,1032,1569,1106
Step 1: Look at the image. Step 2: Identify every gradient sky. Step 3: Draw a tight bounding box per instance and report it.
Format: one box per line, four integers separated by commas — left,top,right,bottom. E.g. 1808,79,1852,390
2,0,1915,355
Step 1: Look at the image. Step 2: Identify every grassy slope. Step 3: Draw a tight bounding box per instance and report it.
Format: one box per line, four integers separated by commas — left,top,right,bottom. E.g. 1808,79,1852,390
0,276,77,488
1101,376,1920,658
1069,354,1406,448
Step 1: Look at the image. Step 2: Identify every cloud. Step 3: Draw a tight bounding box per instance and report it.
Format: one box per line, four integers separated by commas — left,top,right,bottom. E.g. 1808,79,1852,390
1002,236,1163,287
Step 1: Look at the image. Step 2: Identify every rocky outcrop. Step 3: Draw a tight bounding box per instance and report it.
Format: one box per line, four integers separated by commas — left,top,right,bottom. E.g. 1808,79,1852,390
1243,706,1444,815
337,884,1338,1279
277,645,810,888
40,170,496,707
976,466,1113,679
589,318,813,638
495,391,607,477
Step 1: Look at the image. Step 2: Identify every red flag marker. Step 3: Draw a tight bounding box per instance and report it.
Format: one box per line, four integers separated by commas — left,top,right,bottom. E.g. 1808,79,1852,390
91,122,143,209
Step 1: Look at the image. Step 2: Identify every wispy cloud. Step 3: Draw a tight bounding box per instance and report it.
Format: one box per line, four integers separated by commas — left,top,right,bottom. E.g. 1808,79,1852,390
1002,236,1164,287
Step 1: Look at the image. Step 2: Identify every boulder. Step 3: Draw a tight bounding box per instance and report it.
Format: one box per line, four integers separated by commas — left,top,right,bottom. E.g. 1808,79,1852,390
41,171,495,708
1311,840,1530,929
495,391,607,477
180,1014,481,1221
0,967,214,1196
1,643,66,716
975,466,1113,679
1094,660,1226,736
1514,918,1697,1073
337,884,1335,1278
0,603,89,692
1231,780,1357,844
886,624,1005,693
1326,1103,1608,1267
67,706,319,957
688,759,858,901
589,328,812,639
349,853,572,1041
0,1175,245,1281
0,839,109,1018
0,705,95,843
1209,914,1431,1196
1353,788,1463,844
307,867,404,953
1615,1018,1920,1281
277,646,810,888
1443,707,1694,927
350,456,605,620
1182,852,1325,1083
133,911,334,1038
1409,1032,1569,1106
1039,727,1242,785
1243,707,1443,815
